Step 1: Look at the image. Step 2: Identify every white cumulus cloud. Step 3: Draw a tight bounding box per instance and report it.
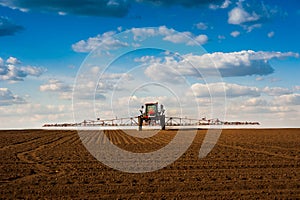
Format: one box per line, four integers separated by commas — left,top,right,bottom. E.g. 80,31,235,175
262,86,292,96
40,79,72,100
0,88,26,106
228,6,260,25
6,56,20,64
40,79,71,92
195,22,208,30
72,31,129,53
97,73,133,93
0,56,46,82
227,1,281,32
267,31,274,38
243,98,269,107
275,94,300,105
209,0,231,10
230,31,240,37
193,34,208,45
72,26,209,53
139,50,299,82
191,82,260,98
133,26,209,45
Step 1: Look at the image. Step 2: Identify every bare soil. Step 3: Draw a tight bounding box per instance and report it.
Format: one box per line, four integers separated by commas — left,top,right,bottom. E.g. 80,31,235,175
0,129,299,199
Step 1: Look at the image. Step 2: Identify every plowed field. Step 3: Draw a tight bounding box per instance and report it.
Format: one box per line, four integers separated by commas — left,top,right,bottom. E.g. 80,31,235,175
1,129,299,199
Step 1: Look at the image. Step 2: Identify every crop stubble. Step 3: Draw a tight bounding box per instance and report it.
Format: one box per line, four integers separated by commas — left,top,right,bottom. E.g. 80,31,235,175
0,129,299,199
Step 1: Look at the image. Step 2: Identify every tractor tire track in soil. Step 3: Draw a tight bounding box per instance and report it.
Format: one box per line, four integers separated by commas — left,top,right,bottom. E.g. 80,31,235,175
217,142,299,161
1,130,75,185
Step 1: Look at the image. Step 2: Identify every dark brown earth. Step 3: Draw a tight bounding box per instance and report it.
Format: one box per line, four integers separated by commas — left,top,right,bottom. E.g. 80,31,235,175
0,129,299,199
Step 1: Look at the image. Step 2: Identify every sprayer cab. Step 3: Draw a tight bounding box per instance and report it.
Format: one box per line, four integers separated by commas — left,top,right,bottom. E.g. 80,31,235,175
138,102,165,131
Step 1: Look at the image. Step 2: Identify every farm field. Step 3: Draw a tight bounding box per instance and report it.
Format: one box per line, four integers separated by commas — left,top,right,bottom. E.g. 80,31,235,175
0,129,299,199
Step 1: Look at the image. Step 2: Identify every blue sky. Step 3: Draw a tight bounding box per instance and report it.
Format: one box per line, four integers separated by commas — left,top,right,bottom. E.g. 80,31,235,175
0,0,299,128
